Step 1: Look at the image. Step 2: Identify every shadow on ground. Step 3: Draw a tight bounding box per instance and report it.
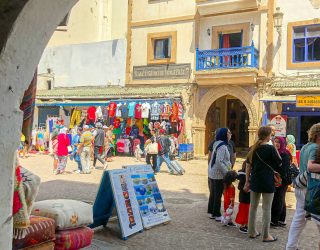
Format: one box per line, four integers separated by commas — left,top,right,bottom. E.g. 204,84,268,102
35,180,319,250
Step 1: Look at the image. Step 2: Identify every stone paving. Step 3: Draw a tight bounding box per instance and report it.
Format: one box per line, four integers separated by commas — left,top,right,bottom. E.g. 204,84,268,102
20,154,319,250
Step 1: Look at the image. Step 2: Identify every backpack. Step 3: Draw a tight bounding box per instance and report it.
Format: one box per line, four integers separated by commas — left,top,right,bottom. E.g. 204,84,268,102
305,172,320,216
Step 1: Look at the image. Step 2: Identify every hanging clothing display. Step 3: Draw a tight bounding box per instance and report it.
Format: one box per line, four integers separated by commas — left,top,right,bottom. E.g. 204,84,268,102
141,102,151,119
151,101,161,121
115,103,122,117
128,102,136,118
120,103,129,119
86,106,96,125
134,103,142,119
108,102,117,118
70,108,81,128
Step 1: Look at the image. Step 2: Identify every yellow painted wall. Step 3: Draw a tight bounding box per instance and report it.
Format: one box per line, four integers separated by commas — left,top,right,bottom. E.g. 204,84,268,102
47,0,127,46
132,0,195,22
131,21,195,76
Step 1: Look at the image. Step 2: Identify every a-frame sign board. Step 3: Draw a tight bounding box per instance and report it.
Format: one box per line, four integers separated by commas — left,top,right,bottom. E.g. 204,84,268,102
89,170,143,240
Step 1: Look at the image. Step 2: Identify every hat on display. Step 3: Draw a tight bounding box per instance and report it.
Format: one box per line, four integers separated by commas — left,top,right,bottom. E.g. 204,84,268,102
103,125,108,129
83,125,89,130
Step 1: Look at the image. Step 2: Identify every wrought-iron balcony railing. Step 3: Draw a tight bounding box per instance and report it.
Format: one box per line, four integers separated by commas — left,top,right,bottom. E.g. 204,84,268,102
196,44,259,71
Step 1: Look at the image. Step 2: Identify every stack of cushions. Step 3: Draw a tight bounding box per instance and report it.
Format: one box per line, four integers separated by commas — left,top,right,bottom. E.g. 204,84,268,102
12,216,56,250
31,199,94,250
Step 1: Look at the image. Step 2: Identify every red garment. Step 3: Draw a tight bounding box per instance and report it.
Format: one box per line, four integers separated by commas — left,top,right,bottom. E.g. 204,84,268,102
87,106,96,122
113,118,121,128
135,104,142,119
171,102,179,122
108,102,117,118
235,202,250,225
223,185,235,211
125,127,131,135
57,134,70,156
178,103,183,120
13,166,22,215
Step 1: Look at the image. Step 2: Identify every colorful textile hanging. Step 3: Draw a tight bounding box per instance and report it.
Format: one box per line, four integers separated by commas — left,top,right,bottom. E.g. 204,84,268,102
19,70,37,143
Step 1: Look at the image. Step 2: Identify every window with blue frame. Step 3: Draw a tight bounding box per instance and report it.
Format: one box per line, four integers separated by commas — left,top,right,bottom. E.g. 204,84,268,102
154,38,171,59
293,24,320,62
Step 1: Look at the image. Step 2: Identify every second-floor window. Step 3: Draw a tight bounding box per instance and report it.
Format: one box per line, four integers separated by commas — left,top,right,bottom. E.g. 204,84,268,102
154,38,171,59
293,24,320,63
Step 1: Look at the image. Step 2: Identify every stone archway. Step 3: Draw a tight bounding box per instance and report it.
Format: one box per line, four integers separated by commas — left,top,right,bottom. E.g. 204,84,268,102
192,85,259,156
0,0,79,248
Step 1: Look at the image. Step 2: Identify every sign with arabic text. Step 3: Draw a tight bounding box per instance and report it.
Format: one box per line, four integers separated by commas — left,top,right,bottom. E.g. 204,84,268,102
133,64,191,80
296,95,320,108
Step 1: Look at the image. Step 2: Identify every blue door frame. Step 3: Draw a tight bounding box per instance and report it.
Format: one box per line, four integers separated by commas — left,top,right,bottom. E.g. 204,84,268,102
282,111,320,148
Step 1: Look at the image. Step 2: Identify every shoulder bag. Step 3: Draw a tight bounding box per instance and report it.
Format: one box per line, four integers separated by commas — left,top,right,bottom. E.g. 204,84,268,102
147,142,158,155
256,152,282,187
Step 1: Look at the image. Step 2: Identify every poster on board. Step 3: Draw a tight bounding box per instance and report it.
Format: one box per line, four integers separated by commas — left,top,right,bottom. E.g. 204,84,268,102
270,114,288,137
124,165,171,228
109,169,143,238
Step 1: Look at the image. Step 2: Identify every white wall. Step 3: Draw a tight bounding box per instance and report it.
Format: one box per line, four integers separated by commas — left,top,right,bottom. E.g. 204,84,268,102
38,39,127,87
274,0,320,76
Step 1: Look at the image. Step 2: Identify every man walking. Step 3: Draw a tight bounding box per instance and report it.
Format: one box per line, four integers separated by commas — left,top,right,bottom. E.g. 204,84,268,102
78,125,93,174
157,129,175,174
93,122,108,169
286,123,320,250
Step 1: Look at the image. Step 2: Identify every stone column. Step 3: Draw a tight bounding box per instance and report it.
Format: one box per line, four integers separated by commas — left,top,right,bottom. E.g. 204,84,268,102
248,126,258,146
192,125,206,157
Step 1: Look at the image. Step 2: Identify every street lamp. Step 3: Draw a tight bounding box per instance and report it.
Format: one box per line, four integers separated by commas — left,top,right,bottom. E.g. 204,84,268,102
273,7,284,44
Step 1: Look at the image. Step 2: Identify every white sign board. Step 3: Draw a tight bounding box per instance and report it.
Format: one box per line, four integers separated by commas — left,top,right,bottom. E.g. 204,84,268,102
124,165,171,228
109,169,143,238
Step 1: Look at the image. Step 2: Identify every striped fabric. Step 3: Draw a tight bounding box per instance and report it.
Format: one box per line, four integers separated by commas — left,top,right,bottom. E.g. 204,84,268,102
293,171,308,189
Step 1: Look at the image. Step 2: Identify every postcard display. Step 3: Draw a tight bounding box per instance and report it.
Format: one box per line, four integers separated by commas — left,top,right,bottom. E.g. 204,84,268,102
109,169,144,239
90,166,170,240
124,165,171,228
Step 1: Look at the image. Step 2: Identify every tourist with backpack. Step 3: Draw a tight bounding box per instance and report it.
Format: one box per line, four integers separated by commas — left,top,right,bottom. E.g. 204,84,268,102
286,123,320,250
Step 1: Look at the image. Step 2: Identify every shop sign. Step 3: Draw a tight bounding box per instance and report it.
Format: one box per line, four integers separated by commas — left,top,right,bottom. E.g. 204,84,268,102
133,64,191,80
270,115,287,137
296,95,320,108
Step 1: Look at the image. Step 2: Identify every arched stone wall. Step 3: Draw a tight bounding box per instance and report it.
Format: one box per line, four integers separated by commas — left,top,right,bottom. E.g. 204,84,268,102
192,85,260,156
0,0,78,248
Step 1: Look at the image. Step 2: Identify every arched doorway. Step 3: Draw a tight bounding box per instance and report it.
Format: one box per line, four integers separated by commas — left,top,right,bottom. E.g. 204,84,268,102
205,95,249,154
0,0,79,247
192,86,259,156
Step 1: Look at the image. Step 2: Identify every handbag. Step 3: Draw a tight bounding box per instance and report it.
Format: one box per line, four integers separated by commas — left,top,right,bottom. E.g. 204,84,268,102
67,145,73,154
305,172,320,215
148,142,159,155
256,153,282,187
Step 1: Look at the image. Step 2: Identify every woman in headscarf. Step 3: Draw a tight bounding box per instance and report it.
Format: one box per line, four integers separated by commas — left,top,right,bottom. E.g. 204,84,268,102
56,127,70,174
286,134,298,166
208,128,232,221
271,136,291,227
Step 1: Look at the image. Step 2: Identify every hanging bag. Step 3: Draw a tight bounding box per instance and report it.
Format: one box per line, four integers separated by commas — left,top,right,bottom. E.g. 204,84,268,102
147,142,159,155
256,153,282,187
305,172,320,215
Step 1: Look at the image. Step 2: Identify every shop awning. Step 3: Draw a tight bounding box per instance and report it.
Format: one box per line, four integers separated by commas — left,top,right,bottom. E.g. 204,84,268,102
259,95,296,103
36,100,110,107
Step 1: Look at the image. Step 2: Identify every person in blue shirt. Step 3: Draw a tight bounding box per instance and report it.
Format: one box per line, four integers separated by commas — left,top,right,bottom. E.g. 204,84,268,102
72,128,83,174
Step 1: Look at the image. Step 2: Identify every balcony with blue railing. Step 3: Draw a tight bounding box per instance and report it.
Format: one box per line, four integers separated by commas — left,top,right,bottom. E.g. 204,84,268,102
196,43,259,71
